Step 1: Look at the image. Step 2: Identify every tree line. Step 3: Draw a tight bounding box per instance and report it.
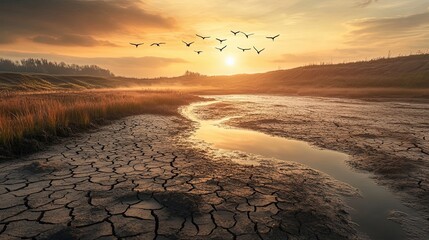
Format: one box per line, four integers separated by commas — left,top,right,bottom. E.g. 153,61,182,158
0,58,114,77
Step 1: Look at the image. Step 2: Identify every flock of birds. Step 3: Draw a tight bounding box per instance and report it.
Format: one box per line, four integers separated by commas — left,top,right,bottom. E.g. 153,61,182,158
129,30,280,55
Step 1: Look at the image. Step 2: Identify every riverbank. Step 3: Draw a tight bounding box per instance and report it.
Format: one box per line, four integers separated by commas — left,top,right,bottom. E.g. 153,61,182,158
192,95,429,239
0,114,359,239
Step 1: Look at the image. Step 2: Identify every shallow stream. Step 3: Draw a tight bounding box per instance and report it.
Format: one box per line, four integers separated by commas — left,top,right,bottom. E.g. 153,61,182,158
181,97,421,240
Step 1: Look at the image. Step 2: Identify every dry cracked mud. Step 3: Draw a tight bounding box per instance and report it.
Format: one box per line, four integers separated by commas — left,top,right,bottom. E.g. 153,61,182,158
195,96,429,227
0,114,359,240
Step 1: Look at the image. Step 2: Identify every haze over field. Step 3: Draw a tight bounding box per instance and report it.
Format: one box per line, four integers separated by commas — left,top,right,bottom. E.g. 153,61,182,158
1,0,429,77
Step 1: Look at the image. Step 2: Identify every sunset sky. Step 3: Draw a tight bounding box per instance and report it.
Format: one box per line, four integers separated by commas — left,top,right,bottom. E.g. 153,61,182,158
1,0,429,77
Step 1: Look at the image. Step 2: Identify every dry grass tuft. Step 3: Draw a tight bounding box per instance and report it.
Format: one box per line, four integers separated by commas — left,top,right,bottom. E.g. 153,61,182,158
0,90,199,156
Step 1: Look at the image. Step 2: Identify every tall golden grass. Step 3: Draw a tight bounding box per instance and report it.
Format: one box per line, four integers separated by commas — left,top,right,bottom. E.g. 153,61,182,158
0,90,199,156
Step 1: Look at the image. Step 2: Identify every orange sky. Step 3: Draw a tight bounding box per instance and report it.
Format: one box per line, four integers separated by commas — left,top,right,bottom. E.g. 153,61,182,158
1,0,429,77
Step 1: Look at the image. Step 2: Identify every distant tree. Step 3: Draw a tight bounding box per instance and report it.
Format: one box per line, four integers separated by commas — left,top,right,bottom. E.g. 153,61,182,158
183,70,204,78
0,58,114,77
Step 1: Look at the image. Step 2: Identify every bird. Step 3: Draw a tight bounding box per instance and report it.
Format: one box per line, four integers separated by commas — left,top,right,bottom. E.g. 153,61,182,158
196,34,210,40
216,38,227,44
215,45,227,52
194,50,203,55
182,41,194,47
241,32,254,38
231,30,240,36
266,34,280,41
150,42,165,47
253,46,265,54
238,47,251,52
129,42,144,48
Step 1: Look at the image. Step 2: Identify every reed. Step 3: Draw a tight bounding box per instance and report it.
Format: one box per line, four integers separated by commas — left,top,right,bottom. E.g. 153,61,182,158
0,90,199,156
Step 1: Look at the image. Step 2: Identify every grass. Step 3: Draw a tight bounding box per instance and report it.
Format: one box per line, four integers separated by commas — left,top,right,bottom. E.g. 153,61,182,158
0,90,200,157
2,54,429,98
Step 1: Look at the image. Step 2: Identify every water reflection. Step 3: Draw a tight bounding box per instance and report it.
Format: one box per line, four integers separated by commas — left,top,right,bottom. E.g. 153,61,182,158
182,98,420,240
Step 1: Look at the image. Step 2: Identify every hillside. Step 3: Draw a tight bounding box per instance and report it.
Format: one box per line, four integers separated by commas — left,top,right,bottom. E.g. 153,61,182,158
1,54,429,97
234,57,427,88
162,54,429,97
0,73,156,91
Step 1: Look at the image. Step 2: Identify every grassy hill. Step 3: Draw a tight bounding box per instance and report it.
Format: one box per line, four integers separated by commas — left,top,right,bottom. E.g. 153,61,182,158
0,73,125,91
220,56,428,88
1,54,429,97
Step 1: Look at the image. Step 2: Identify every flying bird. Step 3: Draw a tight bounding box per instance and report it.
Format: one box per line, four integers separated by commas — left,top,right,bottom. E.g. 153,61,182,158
150,42,165,47
196,34,210,40
266,34,280,41
241,32,254,38
194,50,203,55
129,42,144,48
182,41,194,47
253,46,265,54
216,45,227,52
238,47,251,52
231,30,240,36
216,38,227,44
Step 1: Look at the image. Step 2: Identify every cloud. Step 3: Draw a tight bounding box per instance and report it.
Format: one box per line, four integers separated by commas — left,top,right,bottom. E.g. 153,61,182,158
0,0,175,46
345,11,429,48
355,0,378,8
88,57,188,69
31,35,118,47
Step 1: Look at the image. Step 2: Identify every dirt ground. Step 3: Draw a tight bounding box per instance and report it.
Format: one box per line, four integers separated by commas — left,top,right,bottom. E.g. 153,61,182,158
0,114,360,240
194,95,429,225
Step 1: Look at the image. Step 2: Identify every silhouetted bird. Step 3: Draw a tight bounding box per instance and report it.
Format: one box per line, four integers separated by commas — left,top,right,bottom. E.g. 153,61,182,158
231,30,240,36
150,42,165,47
238,47,251,52
266,34,280,41
241,32,254,38
129,43,144,48
253,46,265,54
194,51,203,55
196,34,210,40
216,45,227,52
216,38,227,44
182,41,194,47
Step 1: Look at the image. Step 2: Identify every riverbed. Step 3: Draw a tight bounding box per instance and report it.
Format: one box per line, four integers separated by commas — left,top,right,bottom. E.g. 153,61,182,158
181,95,429,240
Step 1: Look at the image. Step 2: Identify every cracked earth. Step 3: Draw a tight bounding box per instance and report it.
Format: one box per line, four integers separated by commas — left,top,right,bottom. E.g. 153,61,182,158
0,114,359,240
195,95,429,232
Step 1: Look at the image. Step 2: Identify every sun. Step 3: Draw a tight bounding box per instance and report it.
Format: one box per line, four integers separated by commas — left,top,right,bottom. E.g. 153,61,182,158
225,56,235,66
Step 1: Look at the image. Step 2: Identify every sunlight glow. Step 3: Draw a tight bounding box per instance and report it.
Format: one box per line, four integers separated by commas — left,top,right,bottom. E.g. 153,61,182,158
225,56,235,66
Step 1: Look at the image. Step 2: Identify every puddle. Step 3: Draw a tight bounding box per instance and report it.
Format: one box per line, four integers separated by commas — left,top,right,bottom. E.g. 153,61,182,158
181,99,420,240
